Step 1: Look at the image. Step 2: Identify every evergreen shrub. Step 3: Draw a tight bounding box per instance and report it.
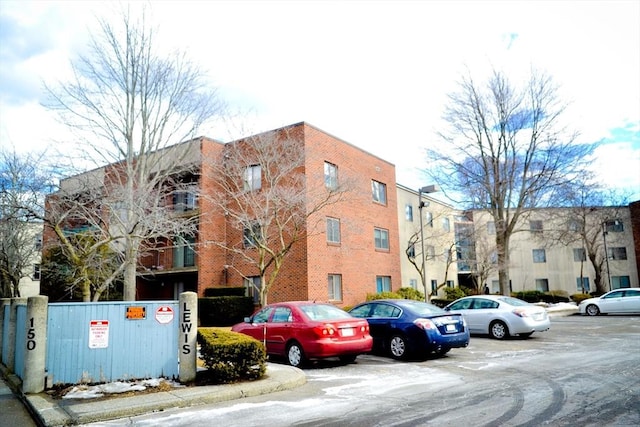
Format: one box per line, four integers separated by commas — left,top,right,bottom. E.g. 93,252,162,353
198,328,266,383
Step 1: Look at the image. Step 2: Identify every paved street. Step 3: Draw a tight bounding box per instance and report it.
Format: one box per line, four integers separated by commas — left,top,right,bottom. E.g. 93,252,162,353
88,315,640,426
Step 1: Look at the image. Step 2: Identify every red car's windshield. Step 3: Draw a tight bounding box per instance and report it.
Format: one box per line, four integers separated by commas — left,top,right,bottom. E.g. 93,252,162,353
299,304,353,321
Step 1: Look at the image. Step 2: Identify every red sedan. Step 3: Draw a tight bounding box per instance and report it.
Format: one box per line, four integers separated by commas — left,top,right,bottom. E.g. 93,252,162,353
231,301,373,367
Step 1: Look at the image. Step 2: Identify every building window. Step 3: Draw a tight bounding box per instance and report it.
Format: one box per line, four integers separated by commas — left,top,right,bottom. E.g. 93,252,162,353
324,162,338,190
405,204,413,221
568,219,583,232
409,279,418,290
244,276,261,304
431,279,438,293
607,247,627,260
173,235,195,268
425,211,433,227
407,242,415,258
326,217,341,244
328,274,342,301
173,190,198,212
444,248,453,263
532,249,546,263
372,180,387,204
33,264,41,280
446,280,454,288
535,279,549,292
35,234,43,250
374,228,389,250
426,245,435,259
442,217,450,232
243,223,262,248
530,220,543,233
243,164,261,191
611,276,630,289
487,221,496,235
576,277,590,292
491,280,500,293
376,276,391,293
604,220,623,232
573,248,586,262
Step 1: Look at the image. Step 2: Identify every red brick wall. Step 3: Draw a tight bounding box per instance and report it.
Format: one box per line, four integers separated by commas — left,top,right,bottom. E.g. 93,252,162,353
196,137,229,296
196,123,400,308
302,123,401,307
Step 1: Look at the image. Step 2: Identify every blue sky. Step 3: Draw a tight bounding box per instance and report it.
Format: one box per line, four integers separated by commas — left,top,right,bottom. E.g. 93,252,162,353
1,0,639,201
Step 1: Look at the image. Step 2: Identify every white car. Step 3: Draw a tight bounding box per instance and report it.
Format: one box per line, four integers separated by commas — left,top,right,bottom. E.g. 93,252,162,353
578,288,640,316
444,295,550,339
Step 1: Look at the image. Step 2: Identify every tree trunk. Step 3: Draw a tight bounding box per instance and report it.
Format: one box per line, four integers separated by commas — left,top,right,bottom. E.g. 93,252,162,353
496,232,510,295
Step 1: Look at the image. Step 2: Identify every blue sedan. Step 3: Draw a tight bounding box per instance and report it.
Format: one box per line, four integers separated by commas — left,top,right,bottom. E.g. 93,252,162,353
349,299,470,360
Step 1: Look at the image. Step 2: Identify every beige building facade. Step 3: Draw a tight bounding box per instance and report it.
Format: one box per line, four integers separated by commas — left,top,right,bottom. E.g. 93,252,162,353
396,186,639,297
468,207,639,295
396,184,460,299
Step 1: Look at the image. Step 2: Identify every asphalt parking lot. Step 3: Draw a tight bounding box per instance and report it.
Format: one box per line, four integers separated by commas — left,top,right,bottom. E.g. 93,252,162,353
102,314,640,426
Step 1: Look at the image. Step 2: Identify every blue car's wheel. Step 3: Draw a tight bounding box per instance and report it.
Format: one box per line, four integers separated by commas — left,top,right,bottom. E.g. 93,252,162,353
435,346,450,356
389,334,408,360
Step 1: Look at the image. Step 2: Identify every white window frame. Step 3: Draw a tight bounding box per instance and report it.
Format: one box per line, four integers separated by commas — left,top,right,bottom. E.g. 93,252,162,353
328,274,342,301
244,164,262,191
371,180,387,204
532,249,546,263
374,227,389,250
324,162,338,190
326,217,341,244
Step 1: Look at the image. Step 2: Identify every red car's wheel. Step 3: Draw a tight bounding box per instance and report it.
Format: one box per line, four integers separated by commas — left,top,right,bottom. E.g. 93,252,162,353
287,342,305,367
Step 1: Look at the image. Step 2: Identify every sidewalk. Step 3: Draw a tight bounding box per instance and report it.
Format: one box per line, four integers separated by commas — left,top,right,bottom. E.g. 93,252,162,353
1,363,306,427
0,369,38,427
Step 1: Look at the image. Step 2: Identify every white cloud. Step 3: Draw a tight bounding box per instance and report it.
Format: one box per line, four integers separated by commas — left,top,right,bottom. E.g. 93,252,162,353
1,0,638,201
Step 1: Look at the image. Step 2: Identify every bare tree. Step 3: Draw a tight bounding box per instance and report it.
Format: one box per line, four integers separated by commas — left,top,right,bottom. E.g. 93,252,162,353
543,183,629,295
0,149,51,298
44,8,225,300
405,209,457,299
203,127,349,305
427,68,594,295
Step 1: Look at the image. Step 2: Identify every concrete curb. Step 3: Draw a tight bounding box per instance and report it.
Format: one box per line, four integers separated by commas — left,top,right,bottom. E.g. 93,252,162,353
25,363,306,426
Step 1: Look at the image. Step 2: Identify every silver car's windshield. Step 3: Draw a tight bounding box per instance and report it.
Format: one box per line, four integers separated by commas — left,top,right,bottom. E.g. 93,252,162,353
497,297,530,307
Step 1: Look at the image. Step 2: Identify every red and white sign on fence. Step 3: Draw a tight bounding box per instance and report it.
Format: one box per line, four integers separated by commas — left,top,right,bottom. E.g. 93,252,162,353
89,320,109,349
155,306,174,324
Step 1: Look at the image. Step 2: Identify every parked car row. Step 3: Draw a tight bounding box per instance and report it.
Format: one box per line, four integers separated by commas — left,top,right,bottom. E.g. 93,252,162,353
231,294,559,367
578,288,640,316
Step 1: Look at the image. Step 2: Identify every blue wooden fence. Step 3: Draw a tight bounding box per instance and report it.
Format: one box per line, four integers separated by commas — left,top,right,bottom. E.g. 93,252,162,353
1,304,9,366
15,304,27,378
46,301,179,385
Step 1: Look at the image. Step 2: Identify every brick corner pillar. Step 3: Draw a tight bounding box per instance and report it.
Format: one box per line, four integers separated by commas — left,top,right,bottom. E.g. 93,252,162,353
6,298,27,372
23,295,48,394
178,291,198,383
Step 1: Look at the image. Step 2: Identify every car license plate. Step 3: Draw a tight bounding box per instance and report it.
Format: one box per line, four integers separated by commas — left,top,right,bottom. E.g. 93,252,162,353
446,324,457,333
341,327,355,337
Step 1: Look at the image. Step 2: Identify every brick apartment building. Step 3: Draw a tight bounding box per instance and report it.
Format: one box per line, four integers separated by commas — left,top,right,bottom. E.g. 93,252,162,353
47,122,401,307
42,121,640,306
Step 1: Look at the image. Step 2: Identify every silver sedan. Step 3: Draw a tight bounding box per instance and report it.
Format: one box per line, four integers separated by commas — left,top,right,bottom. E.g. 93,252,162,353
444,295,550,339
579,288,640,316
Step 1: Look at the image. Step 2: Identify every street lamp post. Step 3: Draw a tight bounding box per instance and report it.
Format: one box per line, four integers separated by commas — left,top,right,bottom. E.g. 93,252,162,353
418,185,439,302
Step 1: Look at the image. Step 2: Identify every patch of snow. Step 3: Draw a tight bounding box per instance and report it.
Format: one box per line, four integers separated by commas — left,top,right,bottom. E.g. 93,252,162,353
62,378,183,400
